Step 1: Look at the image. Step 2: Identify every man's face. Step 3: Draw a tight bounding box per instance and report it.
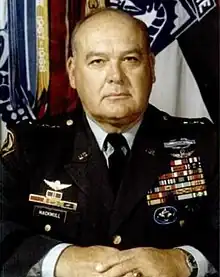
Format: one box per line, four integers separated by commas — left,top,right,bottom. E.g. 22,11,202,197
67,13,155,126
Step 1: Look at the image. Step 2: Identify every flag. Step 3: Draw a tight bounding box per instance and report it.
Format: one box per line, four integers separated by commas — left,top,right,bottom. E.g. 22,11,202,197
0,0,84,122
0,0,35,125
42,0,85,117
1,0,217,125
178,5,219,124
108,0,218,124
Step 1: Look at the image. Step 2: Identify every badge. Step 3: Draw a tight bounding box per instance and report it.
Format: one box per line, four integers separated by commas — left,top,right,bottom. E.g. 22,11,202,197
44,179,72,191
154,206,177,225
145,148,156,156
78,151,89,161
1,129,15,157
164,138,196,158
29,190,78,211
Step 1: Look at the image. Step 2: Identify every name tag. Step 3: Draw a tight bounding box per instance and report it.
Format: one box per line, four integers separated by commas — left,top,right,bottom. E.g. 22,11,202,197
33,205,67,222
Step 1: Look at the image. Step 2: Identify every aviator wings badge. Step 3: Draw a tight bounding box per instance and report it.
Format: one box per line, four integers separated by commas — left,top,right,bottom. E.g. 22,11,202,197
44,179,72,191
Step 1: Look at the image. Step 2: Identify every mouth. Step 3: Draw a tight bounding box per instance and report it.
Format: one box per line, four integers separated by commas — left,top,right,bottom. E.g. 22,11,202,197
104,93,130,100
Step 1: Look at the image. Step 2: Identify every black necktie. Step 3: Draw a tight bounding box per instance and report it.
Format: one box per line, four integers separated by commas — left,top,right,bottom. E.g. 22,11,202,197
104,133,130,195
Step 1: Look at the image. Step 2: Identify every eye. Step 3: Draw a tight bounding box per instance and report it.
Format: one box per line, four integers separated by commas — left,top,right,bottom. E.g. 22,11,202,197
124,56,139,63
89,59,105,66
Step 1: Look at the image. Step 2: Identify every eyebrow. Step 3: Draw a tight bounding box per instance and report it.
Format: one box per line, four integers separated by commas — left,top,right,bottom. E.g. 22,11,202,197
86,52,108,60
85,48,144,60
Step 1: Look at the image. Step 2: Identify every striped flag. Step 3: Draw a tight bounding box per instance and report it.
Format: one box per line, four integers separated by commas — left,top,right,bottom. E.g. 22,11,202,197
36,0,50,106
44,0,85,117
0,0,35,125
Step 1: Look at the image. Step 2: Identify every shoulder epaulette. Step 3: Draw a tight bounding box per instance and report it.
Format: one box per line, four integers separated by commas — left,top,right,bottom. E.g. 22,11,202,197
33,108,80,130
36,117,75,129
1,111,77,159
160,112,213,127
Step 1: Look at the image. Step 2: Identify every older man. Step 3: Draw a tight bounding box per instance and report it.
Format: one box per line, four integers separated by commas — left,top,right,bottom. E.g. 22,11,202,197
0,8,218,277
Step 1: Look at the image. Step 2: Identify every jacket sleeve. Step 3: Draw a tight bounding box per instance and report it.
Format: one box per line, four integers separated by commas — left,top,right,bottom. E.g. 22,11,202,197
188,123,219,270
0,149,60,277
202,127,219,269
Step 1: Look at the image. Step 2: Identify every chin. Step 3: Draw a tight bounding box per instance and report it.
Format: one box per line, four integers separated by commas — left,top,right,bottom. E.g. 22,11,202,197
100,105,141,122
104,106,132,118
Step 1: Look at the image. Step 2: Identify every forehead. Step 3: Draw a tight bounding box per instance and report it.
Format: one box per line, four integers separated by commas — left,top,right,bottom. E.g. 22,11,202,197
75,14,147,54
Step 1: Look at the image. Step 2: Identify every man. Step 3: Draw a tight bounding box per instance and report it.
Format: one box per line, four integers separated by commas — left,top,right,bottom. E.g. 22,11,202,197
0,8,218,277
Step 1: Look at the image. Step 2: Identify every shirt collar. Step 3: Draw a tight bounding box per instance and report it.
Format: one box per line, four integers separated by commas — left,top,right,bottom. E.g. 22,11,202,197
86,115,141,151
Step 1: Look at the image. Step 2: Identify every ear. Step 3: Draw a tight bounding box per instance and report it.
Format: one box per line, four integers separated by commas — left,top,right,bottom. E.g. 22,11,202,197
66,56,76,89
149,52,156,83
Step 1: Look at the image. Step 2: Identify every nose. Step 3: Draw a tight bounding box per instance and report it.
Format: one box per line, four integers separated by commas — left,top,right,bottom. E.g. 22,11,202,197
107,61,124,85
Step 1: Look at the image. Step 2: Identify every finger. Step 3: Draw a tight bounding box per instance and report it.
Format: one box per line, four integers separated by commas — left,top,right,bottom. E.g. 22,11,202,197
123,272,141,277
95,251,133,272
123,273,134,277
99,259,137,277
95,262,117,272
124,271,144,277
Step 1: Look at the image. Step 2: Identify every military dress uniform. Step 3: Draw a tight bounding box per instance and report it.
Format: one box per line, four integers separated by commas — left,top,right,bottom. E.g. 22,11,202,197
0,104,218,276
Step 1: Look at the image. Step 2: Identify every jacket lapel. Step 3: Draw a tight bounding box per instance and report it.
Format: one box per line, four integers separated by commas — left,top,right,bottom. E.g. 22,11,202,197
64,116,92,196
64,115,114,211
110,108,170,234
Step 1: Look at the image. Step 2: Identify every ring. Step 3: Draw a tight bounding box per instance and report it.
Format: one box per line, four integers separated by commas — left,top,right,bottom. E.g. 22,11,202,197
132,270,143,277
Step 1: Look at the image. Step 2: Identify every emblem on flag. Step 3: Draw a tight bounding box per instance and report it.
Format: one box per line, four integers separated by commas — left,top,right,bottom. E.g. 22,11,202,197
109,0,216,54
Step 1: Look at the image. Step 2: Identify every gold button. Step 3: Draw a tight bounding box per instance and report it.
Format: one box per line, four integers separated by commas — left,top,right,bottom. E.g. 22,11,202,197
113,235,122,245
44,224,51,232
66,119,73,126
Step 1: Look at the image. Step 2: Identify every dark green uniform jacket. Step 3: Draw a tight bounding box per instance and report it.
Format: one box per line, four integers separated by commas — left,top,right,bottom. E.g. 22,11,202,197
0,105,218,276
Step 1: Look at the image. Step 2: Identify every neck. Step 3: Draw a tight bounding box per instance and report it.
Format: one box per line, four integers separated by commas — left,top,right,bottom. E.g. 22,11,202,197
86,114,143,133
